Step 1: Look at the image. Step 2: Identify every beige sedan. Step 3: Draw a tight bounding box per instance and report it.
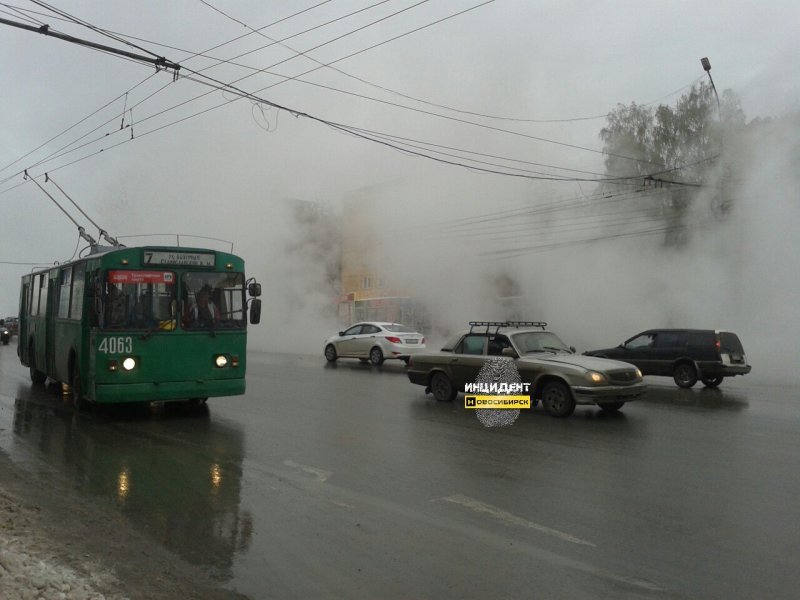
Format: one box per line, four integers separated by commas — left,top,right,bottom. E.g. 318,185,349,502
407,321,645,418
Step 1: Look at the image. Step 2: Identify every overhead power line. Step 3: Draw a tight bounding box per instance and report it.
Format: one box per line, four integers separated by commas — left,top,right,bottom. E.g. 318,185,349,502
0,16,180,75
0,1,708,192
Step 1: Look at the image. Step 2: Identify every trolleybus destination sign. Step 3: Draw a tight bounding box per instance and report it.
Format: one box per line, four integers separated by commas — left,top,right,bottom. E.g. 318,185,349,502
142,251,216,267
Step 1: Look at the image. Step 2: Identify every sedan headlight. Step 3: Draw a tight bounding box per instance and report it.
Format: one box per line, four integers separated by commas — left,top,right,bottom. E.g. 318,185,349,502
635,367,643,379
586,371,608,384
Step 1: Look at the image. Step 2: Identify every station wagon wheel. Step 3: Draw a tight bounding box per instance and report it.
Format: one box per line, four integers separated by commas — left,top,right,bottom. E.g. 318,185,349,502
673,363,698,388
430,372,456,403
599,401,625,412
369,346,384,366
324,344,338,362
541,381,576,418
701,375,724,388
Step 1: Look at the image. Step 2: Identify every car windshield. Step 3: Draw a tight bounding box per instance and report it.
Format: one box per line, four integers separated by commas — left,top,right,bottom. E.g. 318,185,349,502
511,331,571,353
383,324,415,333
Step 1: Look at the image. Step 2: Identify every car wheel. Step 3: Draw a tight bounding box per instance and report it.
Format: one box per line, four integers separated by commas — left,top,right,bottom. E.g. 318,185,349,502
29,343,46,384
541,382,576,418
430,372,456,403
673,363,698,388
369,346,384,366
599,401,625,412
701,376,724,388
324,344,338,362
71,359,89,411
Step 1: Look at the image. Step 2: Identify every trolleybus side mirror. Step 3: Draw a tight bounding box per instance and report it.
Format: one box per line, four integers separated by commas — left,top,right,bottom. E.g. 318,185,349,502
248,282,261,297
249,298,261,325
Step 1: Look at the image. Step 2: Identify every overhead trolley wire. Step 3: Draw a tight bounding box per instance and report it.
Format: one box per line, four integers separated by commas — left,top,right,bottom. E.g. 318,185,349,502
197,0,703,125
1,1,702,192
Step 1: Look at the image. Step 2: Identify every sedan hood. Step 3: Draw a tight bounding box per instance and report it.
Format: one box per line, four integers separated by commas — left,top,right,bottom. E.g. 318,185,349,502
519,353,634,371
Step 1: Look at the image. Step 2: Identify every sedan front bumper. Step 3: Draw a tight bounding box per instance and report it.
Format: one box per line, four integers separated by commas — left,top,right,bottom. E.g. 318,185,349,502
571,383,646,405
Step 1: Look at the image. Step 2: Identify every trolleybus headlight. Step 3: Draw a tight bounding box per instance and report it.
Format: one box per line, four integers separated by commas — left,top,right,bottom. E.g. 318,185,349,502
215,355,228,368
122,357,137,371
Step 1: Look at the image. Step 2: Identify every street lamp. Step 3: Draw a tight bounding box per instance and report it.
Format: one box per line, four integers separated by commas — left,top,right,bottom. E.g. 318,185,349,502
701,57,728,219
700,57,721,120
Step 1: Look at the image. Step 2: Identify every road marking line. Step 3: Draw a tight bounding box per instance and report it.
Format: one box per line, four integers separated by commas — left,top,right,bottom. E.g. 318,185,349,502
442,494,596,547
283,459,331,483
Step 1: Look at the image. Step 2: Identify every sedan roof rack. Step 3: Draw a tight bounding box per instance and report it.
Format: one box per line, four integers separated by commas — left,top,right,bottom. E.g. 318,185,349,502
469,321,547,334
505,321,547,330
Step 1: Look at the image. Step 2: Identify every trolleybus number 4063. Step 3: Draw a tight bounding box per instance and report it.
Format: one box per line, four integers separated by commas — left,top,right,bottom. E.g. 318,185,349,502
98,336,133,354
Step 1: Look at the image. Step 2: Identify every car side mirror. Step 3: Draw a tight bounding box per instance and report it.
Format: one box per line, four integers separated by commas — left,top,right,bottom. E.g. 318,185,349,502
338,331,345,337
249,298,261,325
501,347,518,358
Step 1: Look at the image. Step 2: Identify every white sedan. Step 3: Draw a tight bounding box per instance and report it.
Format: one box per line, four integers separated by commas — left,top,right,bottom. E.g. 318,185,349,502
324,322,426,365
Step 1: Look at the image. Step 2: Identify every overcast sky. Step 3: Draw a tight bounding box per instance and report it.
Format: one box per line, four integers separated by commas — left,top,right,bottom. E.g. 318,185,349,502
1,1,798,376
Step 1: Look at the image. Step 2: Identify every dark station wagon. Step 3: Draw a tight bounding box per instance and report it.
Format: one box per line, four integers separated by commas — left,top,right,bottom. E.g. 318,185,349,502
584,329,751,388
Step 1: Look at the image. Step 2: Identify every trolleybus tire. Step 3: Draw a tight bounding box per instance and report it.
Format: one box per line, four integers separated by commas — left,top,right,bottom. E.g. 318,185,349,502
28,343,46,384
71,360,89,411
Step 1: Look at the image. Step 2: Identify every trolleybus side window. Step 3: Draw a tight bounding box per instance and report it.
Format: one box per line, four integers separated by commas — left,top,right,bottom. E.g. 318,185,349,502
31,273,48,316
58,267,72,318
71,262,85,321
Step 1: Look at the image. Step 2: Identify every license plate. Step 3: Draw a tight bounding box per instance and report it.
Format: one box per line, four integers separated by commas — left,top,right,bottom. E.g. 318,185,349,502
404,338,420,344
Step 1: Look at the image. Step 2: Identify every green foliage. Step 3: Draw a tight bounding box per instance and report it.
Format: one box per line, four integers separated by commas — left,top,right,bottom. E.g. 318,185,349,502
597,83,749,246
600,82,729,185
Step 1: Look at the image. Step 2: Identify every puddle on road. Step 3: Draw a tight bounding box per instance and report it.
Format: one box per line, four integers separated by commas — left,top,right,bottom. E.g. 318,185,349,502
0,386,251,583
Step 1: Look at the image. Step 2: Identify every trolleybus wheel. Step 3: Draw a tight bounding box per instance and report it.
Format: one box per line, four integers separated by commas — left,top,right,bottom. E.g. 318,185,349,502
71,360,89,411
29,343,46,384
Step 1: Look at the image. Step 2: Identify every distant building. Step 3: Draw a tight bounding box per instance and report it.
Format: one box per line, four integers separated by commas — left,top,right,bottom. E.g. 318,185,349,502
336,188,428,332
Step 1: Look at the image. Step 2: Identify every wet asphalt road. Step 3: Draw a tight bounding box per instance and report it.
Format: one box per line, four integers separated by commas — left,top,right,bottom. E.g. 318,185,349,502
1,342,799,599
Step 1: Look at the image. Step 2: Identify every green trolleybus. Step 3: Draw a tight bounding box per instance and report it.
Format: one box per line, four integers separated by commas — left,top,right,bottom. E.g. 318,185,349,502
18,246,261,408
